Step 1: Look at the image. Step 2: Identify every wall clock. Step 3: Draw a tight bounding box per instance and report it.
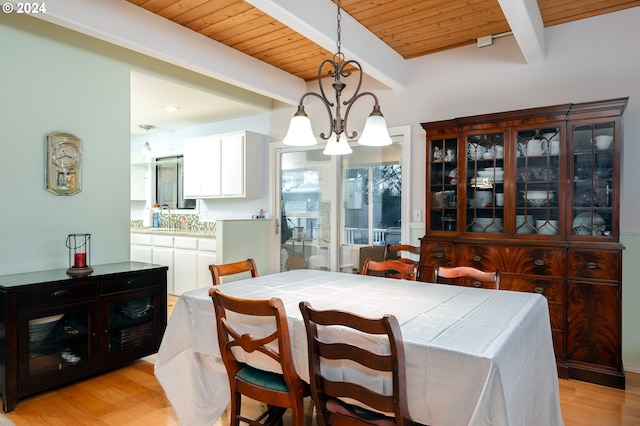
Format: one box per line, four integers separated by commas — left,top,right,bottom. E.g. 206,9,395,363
45,132,82,195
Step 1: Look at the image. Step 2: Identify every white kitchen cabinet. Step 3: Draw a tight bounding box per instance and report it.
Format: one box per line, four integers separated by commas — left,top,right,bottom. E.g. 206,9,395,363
152,235,174,294
197,238,217,289
184,136,221,197
183,131,264,199
130,234,152,263
173,237,198,295
130,220,271,295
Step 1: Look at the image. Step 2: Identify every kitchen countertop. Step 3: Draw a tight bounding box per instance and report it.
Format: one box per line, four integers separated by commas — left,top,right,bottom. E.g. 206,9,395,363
130,228,216,238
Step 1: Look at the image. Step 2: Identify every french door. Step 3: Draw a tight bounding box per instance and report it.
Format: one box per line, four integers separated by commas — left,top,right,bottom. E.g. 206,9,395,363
275,127,409,273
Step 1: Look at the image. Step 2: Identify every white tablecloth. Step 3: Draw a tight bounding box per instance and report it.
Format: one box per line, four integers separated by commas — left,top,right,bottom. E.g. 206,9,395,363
155,270,563,426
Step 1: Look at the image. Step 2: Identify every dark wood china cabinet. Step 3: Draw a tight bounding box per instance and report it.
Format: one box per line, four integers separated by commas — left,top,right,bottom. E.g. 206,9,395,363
420,98,627,388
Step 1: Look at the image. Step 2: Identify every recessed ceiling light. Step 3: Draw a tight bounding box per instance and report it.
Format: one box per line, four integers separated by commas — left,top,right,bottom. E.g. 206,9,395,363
165,105,180,112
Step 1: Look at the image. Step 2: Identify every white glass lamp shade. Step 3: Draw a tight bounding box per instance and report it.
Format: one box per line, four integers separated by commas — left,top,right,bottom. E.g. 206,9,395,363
358,113,392,146
283,113,317,146
142,141,153,158
323,133,352,155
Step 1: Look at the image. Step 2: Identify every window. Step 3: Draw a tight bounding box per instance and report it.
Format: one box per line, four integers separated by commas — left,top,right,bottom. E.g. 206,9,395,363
155,156,196,210
276,126,410,273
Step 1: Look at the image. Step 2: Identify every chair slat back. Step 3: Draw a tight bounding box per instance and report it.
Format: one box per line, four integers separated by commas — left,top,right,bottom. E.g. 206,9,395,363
209,258,258,285
299,301,412,426
362,259,418,281
385,244,421,280
432,265,500,289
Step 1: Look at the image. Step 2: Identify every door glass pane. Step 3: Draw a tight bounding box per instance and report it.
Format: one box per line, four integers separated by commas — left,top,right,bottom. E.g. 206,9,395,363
572,123,614,237
466,133,505,234
341,144,402,271
515,127,561,236
429,138,458,232
28,309,90,377
280,149,332,271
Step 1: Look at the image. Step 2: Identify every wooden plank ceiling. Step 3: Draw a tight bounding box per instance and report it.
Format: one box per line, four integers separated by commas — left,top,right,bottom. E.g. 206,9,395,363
127,0,640,81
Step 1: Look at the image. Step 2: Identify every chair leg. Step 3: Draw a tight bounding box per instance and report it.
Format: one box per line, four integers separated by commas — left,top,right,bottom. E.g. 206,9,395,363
290,400,305,426
230,391,241,426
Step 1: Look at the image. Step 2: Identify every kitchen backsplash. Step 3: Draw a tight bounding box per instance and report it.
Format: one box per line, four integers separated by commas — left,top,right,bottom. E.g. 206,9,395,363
131,213,216,234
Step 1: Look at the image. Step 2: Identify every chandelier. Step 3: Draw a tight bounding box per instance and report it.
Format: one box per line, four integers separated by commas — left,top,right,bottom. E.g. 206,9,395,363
282,0,392,155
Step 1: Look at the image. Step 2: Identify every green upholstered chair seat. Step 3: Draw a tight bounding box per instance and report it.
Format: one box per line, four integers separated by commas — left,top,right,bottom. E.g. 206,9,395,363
236,365,289,393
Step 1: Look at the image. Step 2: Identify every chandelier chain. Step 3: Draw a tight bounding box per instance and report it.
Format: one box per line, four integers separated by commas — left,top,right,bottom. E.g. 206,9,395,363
336,0,342,56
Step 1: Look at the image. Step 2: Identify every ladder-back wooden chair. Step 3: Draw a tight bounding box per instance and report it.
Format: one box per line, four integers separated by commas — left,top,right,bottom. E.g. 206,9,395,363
210,288,310,426
299,301,412,426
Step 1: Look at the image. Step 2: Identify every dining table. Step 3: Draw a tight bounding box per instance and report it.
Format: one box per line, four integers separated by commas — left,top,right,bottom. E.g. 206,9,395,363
154,269,563,426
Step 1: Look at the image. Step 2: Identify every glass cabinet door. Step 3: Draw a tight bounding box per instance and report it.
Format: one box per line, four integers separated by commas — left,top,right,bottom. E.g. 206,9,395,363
571,122,615,237
106,294,155,355
101,289,163,366
515,127,562,236
19,303,96,382
465,132,505,234
428,138,458,232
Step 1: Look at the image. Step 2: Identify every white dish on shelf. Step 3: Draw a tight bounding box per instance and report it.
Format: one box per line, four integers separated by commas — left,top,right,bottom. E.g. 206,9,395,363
477,170,505,179
475,217,503,225
527,199,549,207
522,190,555,200
29,314,64,326
471,224,503,233
536,220,558,235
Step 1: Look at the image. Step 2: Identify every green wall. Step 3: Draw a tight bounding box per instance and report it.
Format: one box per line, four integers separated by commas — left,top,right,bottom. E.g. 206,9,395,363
621,234,640,371
0,14,131,273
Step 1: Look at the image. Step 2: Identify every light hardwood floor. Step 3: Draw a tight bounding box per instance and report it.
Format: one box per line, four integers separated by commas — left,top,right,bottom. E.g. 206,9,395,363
4,296,640,425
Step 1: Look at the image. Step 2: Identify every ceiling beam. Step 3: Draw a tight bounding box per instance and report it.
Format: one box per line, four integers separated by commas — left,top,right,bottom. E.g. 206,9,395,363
497,0,546,63
9,0,306,105
246,0,406,90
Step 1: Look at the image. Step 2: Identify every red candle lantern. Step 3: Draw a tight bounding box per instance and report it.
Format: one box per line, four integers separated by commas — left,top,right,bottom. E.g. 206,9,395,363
66,233,93,276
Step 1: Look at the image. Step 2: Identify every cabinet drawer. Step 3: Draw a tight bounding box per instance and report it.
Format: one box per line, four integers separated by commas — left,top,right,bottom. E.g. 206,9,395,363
174,237,198,250
457,245,504,271
152,235,174,248
19,282,97,311
101,272,159,295
133,234,152,245
502,276,563,303
420,242,454,266
198,238,217,252
503,247,565,276
567,249,620,280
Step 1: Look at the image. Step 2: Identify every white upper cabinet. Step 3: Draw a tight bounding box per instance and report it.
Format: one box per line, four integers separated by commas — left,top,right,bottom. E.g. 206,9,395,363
183,131,264,199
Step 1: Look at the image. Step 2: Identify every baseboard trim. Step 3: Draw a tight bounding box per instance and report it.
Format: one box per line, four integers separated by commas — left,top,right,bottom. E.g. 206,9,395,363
625,362,640,374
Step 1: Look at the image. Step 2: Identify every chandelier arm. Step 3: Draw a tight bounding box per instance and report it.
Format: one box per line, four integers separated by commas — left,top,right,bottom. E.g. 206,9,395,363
338,59,363,106
318,58,339,105
298,91,335,141
343,91,381,140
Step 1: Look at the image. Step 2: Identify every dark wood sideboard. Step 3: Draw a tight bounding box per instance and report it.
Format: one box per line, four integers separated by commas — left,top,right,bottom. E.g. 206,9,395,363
0,262,168,411
420,98,627,389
